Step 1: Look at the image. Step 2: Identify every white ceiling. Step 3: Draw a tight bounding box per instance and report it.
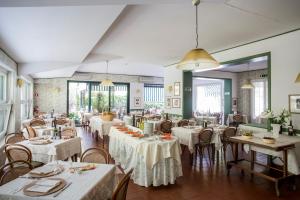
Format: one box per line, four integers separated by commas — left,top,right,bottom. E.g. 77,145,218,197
0,0,300,78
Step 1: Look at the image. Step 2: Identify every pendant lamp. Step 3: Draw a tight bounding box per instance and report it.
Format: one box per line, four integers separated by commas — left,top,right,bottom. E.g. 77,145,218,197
295,73,300,83
100,61,114,87
241,62,254,89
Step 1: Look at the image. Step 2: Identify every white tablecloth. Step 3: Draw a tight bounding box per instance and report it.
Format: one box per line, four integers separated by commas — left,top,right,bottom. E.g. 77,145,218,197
0,161,116,200
89,116,124,139
226,114,248,125
83,113,94,123
109,126,182,187
22,126,54,139
195,116,218,125
22,118,75,129
171,125,227,153
17,137,82,163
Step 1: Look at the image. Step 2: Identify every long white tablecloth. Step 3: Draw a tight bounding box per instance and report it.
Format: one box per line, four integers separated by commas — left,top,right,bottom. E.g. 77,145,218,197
17,137,82,163
109,126,182,187
89,117,124,139
0,161,116,200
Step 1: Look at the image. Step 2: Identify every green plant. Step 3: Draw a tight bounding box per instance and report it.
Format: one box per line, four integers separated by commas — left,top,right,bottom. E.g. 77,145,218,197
261,109,290,125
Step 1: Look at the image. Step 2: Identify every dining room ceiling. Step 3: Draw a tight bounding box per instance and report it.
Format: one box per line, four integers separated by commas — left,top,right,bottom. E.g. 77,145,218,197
0,0,300,78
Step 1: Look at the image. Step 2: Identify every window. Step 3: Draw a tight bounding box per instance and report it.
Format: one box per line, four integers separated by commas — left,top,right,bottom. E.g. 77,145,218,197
144,84,164,112
0,68,10,139
251,79,268,121
0,70,7,103
21,81,32,120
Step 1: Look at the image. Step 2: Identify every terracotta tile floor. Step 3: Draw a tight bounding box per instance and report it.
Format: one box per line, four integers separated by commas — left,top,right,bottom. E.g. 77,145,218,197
78,127,300,200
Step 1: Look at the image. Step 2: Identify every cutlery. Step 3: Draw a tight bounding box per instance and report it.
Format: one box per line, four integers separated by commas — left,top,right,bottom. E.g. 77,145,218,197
53,182,72,197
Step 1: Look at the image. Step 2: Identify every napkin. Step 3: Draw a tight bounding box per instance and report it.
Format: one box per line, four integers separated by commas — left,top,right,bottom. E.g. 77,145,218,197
26,179,61,193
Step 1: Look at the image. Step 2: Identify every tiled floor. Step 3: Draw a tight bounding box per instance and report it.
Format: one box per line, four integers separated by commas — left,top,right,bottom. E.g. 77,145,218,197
78,127,300,200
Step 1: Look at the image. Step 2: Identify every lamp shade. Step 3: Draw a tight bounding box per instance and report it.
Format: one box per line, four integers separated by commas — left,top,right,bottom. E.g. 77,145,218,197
100,79,114,87
177,48,219,71
241,79,254,89
295,73,300,83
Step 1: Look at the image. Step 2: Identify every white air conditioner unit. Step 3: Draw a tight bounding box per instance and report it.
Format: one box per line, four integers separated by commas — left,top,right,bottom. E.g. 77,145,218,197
139,76,155,83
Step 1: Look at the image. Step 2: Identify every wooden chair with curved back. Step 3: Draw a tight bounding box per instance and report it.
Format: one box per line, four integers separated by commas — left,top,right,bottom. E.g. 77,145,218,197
230,114,244,127
177,119,189,127
220,127,237,162
61,127,77,138
111,168,134,200
0,160,33,186
5,133,25,144
25,126,37,138
54,117,69,127
29,118,46,127
5,144,44,168
160,120,173,133
80,148,109,164
194,128,214,167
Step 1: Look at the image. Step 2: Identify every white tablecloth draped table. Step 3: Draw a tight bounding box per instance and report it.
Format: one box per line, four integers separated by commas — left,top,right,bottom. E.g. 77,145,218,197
22,118,75,129
109,126,183,187
226,114,248,125
89,116,124,139
171,125,227,153
195,116,218,125
17,137,82,163
82,113,94,123
0,161,117,200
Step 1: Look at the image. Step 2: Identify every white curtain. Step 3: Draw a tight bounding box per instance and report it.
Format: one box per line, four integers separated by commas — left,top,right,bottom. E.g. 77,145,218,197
196,83,222,113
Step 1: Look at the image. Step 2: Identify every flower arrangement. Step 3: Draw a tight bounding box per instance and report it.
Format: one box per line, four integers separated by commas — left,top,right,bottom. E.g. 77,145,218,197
260,109,290,125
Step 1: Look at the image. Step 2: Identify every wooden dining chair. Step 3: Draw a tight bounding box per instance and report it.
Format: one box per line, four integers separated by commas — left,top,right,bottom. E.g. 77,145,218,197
160,120,173,133
111,168,134,200
230,114,244,127
194,128,214,167
29,118,46,127
177,119,189,127
25,126,37,138
80,148,109,164
5,144,44,168
220,127,237,163
5,133,25,144
0,160,33,186
62,127,77,137
54,117,69,126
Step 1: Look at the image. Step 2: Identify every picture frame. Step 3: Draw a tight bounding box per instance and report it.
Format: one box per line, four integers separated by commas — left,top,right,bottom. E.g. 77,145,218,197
172,98,181,108
289,94,300,114
134,97,142,107
174,82,180,96
165,97,171,109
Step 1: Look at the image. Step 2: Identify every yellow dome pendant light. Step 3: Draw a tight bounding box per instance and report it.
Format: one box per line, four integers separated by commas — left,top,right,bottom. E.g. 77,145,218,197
241,62,254,89
295,73,300,83
100,60,114,87
177,0,219,71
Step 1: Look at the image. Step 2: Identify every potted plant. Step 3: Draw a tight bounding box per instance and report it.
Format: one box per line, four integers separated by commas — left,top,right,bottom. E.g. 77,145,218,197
68,112,81,126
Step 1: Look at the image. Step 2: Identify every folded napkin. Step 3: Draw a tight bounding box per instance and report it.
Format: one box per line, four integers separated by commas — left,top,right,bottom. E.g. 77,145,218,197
26,179,61,193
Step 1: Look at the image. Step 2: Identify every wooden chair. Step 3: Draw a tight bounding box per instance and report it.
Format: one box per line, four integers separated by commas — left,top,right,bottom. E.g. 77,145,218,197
54,118,69,126
62,127,77,137
194,128,214,167
5,133,25,144
220,127,237,163
4,144,44,168
160,120,173,133
29,118,46,127
0,160,33,186
111,168,134,200
230,114,244,127
25,126,37,138
80,148,109,164
177,119,189,127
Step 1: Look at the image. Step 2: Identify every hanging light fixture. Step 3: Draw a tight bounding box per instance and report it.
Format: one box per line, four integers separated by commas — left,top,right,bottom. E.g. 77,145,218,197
177,0,219,71
295,73,300,83
241,62,254,89
100,61,114,87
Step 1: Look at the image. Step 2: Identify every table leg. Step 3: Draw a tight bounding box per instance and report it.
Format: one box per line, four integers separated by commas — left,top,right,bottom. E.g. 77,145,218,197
234,142,238,162
275,180,280,197
283,149,288,177
250,150,255,180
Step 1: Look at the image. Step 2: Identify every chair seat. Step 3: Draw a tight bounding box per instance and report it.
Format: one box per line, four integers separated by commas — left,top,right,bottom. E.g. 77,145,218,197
31,161,44,168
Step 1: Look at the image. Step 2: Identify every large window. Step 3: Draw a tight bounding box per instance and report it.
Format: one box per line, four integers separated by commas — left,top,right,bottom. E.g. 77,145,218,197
251,79,268,121
21,81,32,120
144,84,164,113
0,70,7,103
0,68,10,139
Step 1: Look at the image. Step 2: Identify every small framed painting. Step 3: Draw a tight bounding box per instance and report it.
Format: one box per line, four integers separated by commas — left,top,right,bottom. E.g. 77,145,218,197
172,98,181,108
174,82,180,96
165,97,171,109
134,97,142,107
289,94,300,114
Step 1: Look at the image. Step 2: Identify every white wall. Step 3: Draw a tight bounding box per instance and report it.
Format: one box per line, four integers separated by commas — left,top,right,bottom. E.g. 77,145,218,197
130,83,144,109
212,30,300,130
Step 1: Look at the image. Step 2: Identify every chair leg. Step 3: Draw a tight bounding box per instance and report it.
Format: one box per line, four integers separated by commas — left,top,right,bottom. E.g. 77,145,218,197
223,144,227,164
211,143,215,164
207,146,212,167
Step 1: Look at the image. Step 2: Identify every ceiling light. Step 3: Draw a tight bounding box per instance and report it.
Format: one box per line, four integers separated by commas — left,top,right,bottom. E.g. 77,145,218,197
241,62,254,89
295,73,300,83
177,0,219,71
100,61,114,87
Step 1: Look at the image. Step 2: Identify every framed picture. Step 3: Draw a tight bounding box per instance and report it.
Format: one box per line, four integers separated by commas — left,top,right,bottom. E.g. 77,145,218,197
172,98,181,108
165,97,171,109
289,94,300,114
134,97,142,107
174,82,180,96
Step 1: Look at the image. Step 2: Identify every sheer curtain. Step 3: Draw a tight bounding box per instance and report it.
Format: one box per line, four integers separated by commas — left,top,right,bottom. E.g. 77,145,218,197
251,79,268,121
196,83,222,113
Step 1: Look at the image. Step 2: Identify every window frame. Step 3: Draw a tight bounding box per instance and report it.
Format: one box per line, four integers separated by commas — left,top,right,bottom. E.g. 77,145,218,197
144,84,164,110
251,79,268,122
0,70,7,104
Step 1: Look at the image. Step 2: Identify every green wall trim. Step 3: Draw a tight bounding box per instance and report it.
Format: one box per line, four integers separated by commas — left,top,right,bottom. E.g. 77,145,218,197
182,71,193,119
223,79,232,120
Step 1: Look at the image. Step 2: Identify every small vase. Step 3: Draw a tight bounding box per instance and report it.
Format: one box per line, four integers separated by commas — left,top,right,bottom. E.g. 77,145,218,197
271,124,281,138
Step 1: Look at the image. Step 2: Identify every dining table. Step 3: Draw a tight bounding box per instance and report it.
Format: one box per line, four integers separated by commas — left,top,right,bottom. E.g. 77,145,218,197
109,125,183,187
89,116,124,139
0,161,117,200
17,137,82,163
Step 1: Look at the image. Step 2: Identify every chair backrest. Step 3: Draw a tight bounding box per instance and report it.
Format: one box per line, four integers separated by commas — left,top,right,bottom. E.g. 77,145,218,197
177,119,189,127
80,148,109,164
5,144,32,163
29,118,46,127
61,127,76,137
160,120,173,133
233,114,243,123
111,168,134,200
5,133,25,144
222,127,237,140
198,128,213,145
26,126,37,138
55,118,69,126
0,160,33,186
